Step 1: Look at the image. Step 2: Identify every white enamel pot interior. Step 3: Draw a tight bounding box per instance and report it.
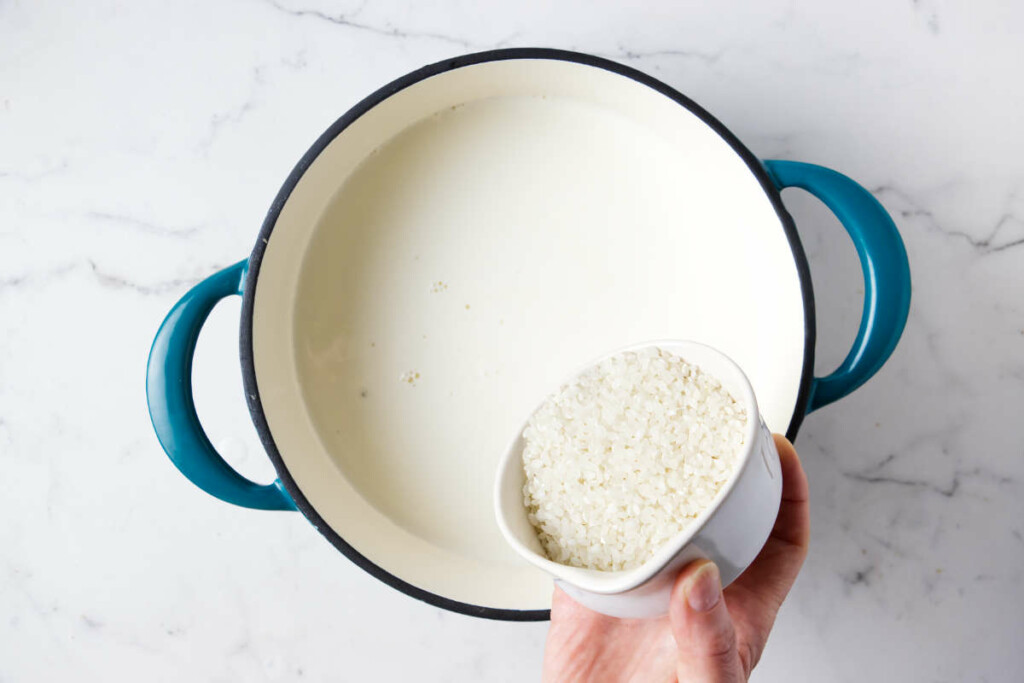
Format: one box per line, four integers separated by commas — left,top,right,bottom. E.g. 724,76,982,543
242,49,812,620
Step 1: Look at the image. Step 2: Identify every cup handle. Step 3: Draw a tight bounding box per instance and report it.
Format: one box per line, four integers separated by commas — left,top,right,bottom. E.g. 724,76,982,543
763,160,912,412
146,260,296,510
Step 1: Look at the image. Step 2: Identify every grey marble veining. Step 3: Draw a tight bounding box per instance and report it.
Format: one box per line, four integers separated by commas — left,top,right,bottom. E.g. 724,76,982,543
1,0,1022,681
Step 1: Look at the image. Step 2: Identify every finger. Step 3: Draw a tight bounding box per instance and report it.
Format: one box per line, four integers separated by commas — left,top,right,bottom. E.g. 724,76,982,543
719,435,810,671
670,560,745,683
771,433,810,548
776,434,809,503
728,434,809,596
729,434,809,594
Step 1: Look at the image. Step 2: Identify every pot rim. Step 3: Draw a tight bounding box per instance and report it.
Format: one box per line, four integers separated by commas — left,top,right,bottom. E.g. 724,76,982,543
238,47,816,622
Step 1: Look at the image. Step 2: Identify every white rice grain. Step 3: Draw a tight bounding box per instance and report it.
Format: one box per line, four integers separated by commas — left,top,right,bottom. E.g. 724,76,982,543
522,347,747,571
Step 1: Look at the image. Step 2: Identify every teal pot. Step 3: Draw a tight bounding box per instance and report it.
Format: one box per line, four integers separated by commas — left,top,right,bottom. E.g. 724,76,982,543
146,49,910,621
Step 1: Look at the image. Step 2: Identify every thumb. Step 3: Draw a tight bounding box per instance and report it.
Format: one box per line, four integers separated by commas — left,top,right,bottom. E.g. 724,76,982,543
670,560,745,682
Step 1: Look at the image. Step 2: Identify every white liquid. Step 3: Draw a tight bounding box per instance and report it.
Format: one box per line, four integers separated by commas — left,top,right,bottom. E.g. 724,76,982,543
293,95,803,566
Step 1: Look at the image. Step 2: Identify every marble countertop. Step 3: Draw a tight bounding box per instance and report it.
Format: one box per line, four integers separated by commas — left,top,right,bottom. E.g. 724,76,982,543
2,0,1022,680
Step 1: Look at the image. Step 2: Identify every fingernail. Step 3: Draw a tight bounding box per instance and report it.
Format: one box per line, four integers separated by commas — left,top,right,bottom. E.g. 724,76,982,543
685,562,721,612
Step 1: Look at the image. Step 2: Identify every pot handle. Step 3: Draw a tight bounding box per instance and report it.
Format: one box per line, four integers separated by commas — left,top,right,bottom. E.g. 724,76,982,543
146,260,296,510
763,160,911,412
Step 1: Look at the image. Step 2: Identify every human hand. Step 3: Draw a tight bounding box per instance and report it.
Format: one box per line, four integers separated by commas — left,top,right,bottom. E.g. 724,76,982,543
542,434,809,682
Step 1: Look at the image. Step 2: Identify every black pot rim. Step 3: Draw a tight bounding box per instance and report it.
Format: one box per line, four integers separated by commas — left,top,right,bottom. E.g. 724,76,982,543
239,47,816,622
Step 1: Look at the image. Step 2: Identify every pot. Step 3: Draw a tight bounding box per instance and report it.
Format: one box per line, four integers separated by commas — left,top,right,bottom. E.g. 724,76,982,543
146,48,910,621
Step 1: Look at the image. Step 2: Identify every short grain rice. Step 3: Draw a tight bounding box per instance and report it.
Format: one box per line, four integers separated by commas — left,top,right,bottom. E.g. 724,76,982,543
522,347,747,571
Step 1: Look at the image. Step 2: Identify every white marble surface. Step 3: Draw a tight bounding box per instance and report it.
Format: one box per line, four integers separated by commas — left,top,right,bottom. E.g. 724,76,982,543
2,0,1023,680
